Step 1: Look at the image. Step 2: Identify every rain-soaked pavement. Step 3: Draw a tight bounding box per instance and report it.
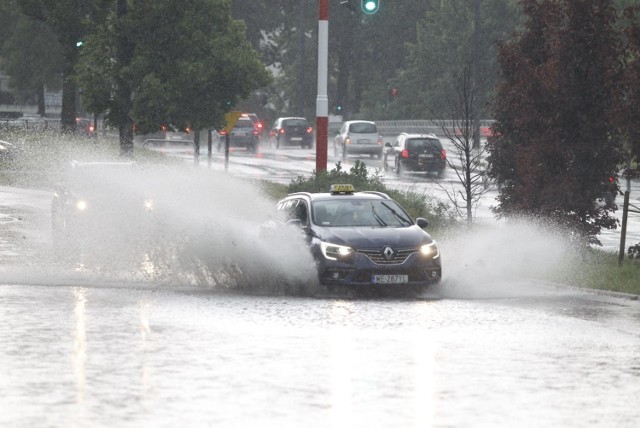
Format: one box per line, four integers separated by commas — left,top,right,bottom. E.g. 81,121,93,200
1,167,640,427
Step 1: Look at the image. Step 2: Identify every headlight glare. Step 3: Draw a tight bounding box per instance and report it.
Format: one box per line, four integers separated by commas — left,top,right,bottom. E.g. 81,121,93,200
420,241,440,259
320,241,355,260
76,200,88,211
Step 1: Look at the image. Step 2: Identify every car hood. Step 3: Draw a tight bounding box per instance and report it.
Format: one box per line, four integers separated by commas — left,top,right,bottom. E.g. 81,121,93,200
313,225,433,249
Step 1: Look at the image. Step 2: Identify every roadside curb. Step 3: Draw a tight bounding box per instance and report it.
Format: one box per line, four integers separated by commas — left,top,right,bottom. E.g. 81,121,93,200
530,279,639,301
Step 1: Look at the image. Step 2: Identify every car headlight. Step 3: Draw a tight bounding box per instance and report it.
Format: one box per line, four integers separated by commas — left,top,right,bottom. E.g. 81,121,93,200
320,241,355,261
75,200,88,211
420,241,440,259
144,199,154,211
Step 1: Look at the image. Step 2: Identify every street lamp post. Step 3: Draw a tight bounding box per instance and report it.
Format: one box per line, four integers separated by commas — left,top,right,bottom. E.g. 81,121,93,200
316,0,329,172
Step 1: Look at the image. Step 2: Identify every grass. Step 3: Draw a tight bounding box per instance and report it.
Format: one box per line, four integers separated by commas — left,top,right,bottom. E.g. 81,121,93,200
554,249,640,296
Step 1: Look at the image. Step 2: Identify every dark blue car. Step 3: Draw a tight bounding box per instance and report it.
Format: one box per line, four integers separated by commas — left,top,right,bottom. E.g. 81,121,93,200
276,184,442,292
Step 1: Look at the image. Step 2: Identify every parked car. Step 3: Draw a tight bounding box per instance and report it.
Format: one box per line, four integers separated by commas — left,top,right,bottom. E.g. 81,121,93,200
383,133,446,177
270,117,314,149
333,120,384,159
271,183,441,293
218,117,260,152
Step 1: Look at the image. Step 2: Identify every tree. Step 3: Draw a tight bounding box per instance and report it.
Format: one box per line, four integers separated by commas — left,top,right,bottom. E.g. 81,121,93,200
17,0,109,131
0,0,63,115
76,0,272,156
395,0,521,120
488,0,623,244
434,64,492,224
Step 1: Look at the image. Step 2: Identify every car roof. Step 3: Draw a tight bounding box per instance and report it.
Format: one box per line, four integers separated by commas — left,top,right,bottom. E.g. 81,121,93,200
401,132,439,139
283,190,391,203
70,160,140,170
344,120,376,125
277,117,308,121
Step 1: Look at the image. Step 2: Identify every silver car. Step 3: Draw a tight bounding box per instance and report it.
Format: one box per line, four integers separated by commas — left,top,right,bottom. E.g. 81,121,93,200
333,120,384,159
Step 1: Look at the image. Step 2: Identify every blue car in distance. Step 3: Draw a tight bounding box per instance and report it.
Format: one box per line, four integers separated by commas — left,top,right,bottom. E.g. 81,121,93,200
276,184,442,293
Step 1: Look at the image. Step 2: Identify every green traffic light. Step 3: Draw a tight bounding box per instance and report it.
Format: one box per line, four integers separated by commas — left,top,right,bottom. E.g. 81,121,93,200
361,0,379,14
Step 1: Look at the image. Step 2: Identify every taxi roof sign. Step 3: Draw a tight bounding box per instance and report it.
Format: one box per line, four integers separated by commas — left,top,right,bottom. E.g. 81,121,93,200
330,184,356,194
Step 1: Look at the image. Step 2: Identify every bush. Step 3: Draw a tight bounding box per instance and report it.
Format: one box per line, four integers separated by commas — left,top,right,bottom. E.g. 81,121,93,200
629,242,640,260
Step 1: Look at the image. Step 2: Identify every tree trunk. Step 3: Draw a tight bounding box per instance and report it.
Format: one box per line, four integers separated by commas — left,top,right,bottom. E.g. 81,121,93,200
36,83,46,116
119,124,134,158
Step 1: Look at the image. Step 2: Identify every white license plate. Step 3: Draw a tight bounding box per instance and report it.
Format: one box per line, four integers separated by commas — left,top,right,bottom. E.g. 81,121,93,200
419,153,434,158
291,137,302,141
357,139,371,144
372,274,408,284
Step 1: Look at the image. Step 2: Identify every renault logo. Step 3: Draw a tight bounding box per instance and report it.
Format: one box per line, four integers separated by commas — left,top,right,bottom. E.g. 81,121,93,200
382,246,395,261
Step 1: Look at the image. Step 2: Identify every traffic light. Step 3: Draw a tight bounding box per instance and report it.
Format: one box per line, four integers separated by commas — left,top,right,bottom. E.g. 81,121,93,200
361,0,379,14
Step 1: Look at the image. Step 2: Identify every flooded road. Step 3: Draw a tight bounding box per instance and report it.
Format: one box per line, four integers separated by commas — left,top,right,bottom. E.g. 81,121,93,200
1,282,639,427
1,168,640,427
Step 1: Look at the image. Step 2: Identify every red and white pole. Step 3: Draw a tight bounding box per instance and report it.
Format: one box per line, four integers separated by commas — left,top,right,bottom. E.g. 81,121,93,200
316,0,329,172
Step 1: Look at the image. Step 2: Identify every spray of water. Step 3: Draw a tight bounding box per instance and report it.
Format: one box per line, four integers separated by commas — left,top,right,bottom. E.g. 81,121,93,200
435,217,578,299
27,159,319,294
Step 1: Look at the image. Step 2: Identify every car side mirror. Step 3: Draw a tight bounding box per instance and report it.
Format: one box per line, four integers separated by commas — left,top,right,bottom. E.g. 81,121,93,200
416,217,429,229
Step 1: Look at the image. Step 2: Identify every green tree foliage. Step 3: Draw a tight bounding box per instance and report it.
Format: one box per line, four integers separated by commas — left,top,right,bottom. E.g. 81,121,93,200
488,0,623,244
396,0,521,119
17,0,110,131
616,5,640,165
76,0,271,154
0,0,62,115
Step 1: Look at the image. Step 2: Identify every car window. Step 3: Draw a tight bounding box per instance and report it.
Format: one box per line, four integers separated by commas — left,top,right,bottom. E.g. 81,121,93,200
407,138,440,151
312,199,412,227
234,119,254,129
283,119,307,127
349,122,377,133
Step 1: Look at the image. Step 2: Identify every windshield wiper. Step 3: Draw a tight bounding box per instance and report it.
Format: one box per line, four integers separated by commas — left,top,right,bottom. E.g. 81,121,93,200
380,202,412,226
371,205,387,226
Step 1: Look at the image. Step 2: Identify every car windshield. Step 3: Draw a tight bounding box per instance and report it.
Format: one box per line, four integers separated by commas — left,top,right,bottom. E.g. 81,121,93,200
349,122,377,133
312,199,413,227
283,119,307,127
407,138,440,150
68,163,141,192
234,119,254,129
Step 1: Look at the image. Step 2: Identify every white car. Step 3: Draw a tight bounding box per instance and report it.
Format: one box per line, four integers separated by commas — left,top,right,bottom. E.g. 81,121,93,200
333,120,384,159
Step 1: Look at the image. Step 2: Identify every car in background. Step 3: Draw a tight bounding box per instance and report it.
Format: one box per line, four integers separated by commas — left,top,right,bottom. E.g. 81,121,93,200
383,133,447,177
333,120,384,159
218,117,260,152
76,117,97,137
274,184,441,293
270,117,314,149
51,161,154,246
242,113,265,137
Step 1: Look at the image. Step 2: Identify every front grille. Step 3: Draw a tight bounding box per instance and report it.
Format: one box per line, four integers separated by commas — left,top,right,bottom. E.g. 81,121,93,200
357,248,417,265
